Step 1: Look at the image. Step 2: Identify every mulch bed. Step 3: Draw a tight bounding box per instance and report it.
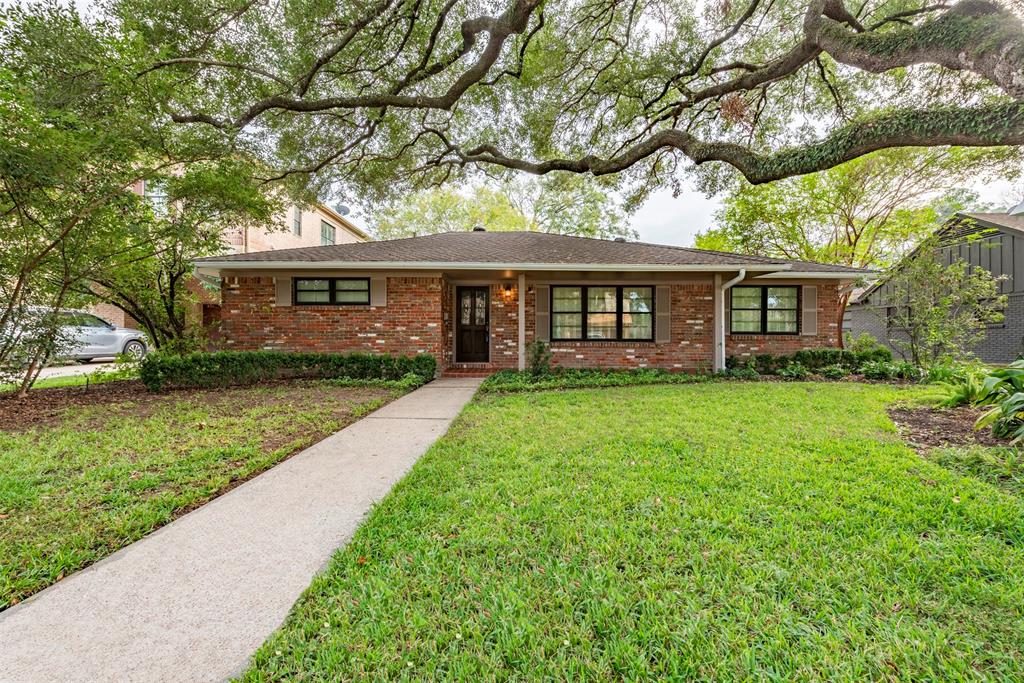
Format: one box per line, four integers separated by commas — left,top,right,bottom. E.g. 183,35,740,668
888,405,1008,452
0,379,387,433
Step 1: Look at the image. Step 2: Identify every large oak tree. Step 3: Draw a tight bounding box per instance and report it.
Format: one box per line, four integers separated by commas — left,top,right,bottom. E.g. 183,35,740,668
117,0,1024,202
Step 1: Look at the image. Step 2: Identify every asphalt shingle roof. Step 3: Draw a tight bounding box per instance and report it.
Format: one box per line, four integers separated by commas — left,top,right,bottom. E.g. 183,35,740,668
196,231,866,273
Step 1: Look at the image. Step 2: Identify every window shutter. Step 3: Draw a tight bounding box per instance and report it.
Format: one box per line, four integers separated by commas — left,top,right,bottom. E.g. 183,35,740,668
801,285,817,336
535,285,550,342
725,288,731,336
655,285,671,343
370,276,387,307
275,277,292,307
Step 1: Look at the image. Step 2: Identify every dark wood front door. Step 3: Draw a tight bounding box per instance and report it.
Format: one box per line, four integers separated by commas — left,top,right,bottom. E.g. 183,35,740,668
456,286,489,362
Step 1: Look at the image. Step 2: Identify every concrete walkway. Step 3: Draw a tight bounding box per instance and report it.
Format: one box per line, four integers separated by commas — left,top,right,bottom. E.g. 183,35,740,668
0,377,482,683
36,361,116,380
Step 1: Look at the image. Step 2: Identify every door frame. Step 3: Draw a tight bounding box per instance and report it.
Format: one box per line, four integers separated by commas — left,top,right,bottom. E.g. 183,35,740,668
454,285,490,363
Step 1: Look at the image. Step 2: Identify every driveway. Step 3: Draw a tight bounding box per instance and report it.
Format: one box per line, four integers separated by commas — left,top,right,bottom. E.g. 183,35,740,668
35,361,117,381
0,377,482,683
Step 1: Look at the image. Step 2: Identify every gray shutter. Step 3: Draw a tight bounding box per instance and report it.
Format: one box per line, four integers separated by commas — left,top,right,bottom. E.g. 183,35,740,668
370,276,387,307
275,277,292,307
655,285,671,343
535,285,550,342
725,288,731,336
801,285,817,336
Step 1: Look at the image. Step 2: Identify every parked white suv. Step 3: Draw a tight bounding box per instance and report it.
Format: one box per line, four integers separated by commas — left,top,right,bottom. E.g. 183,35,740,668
56,311,148,362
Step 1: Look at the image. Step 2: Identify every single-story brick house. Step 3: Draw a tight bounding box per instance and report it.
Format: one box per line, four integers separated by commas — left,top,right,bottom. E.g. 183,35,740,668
194,230,865,374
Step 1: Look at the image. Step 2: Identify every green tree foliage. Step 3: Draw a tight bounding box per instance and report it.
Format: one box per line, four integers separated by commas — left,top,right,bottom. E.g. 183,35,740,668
111,0,1024,206
694,147,1020,338
0,4,278,393
372,175,633,240
884,237,1007,366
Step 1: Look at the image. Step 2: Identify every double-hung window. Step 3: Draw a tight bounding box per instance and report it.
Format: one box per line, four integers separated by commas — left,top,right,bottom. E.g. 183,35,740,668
321,220,336,245
730,286,799,334
292,208,302,235
551,285,654,341
294,278,370,305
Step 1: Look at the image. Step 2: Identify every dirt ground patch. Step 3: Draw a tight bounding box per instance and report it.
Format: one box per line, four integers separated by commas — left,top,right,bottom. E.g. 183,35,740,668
0,379,389,433
888,405,1008,452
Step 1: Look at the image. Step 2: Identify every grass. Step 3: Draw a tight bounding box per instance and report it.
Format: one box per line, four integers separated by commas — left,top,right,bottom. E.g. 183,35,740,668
0,381,404,608
0,368,132,392
928,446,1024,498
241,382,1024,681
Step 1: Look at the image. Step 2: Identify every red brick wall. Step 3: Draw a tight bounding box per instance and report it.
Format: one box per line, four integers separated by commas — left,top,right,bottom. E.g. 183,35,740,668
218,276,444,358
526,283,717,371
725,282,842,360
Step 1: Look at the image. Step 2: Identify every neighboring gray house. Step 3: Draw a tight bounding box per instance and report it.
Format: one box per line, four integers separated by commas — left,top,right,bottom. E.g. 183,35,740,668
846,210,1024,364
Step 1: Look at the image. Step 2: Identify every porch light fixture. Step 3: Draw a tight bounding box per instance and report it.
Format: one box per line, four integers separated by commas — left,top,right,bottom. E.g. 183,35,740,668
502,284,515,299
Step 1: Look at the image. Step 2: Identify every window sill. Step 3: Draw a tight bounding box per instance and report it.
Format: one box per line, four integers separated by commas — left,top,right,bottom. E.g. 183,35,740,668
549,339,658,346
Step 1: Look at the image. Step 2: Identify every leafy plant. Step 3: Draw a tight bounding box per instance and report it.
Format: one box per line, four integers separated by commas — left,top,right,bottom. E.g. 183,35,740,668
139,351,437,391
777,362,809,380
525,340,552,376
821,364,849,380
480,368,714,393
860,361,898,380
974,360,1024,443
892,361,924,382
938,374,988,408
845,332,885,355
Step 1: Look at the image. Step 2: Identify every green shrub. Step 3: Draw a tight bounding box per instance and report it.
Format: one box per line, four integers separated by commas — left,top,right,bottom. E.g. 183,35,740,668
139,351,437,391
859,360,895,380
777,362,809,380
323,372,427,391
892,360,924,381
726,365,760,380
924,358,988,384
525,340,552,376
845,332,884,355
821,364,849,380
480,368,714,393
729,347,892,376
938,375,988,408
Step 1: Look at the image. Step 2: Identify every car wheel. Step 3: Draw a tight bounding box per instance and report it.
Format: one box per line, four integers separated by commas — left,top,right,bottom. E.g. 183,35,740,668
123,340,146,360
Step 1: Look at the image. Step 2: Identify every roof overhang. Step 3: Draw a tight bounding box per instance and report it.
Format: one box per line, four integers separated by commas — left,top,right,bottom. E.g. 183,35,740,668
753,271,866,279
194,260,795,276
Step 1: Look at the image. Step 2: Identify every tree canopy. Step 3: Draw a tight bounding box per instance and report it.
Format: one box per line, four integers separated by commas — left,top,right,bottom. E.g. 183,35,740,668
372,175,633,239
113,0,1024,204
695,146,1022,270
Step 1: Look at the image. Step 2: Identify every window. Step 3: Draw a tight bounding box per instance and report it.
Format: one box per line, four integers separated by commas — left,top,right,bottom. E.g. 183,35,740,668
143,180,168,216
321,220,336,245
292,208,302,236
730,286,799,334
294,278,370,305
551,285,654,341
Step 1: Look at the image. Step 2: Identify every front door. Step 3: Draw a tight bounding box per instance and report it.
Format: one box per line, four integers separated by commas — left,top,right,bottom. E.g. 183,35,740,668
456,286,489,362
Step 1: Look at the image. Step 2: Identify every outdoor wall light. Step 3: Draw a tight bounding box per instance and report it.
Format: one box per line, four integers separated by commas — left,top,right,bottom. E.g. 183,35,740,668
502,284,515,299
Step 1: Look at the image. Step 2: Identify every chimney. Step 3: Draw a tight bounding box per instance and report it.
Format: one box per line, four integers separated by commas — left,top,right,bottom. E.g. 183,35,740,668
472,225,486,232
614,237,626,242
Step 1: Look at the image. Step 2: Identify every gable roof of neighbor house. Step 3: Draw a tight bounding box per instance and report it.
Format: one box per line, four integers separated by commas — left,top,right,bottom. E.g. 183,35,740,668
850,210,1021,304
195,231,867,276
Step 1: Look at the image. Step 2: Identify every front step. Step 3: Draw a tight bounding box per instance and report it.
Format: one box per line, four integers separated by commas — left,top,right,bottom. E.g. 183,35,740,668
443,363,500,378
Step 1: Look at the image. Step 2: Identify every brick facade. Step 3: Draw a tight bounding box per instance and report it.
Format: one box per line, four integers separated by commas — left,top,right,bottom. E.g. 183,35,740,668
217,276,844,372
218,276,444,358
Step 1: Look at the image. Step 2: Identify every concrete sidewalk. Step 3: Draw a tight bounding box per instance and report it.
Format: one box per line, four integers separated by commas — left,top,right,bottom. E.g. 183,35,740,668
0,377,482,683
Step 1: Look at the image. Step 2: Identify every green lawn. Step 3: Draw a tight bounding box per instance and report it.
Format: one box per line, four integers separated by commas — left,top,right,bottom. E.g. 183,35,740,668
0,381,399,608
241,382,1024,681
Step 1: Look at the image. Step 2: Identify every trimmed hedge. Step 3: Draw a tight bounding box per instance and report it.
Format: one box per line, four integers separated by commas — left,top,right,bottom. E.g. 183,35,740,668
727,347,892,375
480,368,715,393
140,351,437,391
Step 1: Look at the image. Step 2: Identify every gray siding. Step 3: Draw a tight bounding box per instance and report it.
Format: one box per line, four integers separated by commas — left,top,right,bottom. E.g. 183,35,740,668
846,223,1024,364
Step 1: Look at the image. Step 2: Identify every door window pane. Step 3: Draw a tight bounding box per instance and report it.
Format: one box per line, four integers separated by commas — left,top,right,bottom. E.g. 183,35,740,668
461,292,472,325
475,290,487,325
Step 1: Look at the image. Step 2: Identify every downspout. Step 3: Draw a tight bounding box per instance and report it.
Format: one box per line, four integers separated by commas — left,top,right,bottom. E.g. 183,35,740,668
716,269,746,371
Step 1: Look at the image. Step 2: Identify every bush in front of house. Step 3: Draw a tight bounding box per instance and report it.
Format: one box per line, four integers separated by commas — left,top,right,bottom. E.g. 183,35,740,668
727,346,892,376
139,350,437,391
480,367,715,393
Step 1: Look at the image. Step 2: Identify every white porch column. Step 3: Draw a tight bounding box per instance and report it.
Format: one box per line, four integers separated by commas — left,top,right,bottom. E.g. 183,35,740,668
714,273,725,372
517,272,526,371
